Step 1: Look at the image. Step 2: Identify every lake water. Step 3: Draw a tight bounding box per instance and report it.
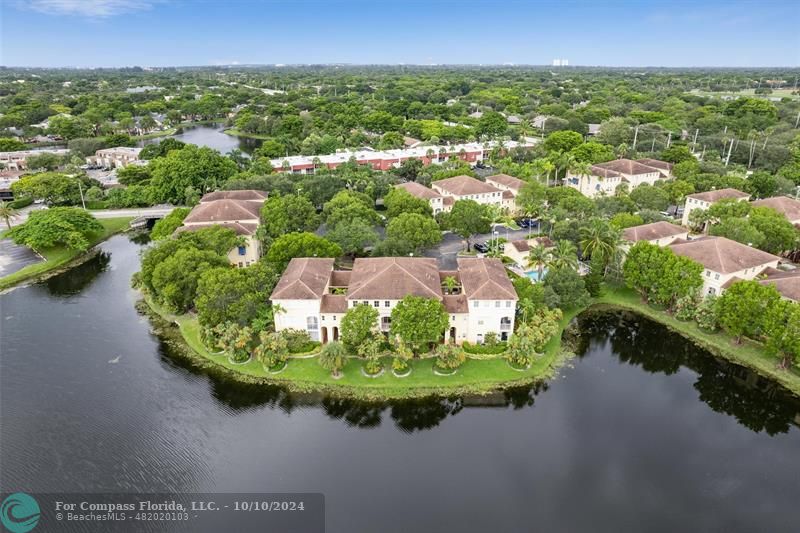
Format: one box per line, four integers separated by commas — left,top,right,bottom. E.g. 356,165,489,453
138,124,263,155
1,235,799,532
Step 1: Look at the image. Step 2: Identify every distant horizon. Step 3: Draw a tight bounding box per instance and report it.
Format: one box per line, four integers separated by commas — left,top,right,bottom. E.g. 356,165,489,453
1,0,798,68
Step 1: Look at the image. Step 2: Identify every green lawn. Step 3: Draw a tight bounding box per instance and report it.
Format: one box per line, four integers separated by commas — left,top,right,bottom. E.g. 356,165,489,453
145,298,579,400
0,217,133,290
223,128,273,140
595,285,800,396
135,127,177,140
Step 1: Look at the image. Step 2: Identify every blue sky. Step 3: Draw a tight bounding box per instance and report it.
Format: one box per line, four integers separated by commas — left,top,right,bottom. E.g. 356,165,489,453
1,0,798,67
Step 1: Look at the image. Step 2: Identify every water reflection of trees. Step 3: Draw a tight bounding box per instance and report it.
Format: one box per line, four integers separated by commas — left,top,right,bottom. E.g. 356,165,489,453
38,251,111,296
573,310,800,435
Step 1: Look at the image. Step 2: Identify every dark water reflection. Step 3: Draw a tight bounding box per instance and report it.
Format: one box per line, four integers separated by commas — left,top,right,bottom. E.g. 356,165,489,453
138,124,263,155
2,235,800,532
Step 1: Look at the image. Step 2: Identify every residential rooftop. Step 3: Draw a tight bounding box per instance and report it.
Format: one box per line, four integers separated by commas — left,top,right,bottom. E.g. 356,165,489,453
686,188,750,203
486,173,526,191
593,158,664,176
433,175,499,196
200,189,268,203
183,199,261,224
751,196,800,222
271,257,336,300
622,221,687,243
395,181,441,200
669,236,779,274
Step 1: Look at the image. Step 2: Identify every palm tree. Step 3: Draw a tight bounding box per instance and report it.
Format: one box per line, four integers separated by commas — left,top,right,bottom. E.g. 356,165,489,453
579,219,615,261
443,276,459,295
568,160,592,191
0,201,19,229
526,244,551,281
552,151,575,186
549,240,579,271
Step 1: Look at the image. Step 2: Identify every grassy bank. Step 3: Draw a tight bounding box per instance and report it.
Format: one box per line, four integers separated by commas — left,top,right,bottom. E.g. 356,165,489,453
223,128,272,140
135,127,177,141
142,297,579,400
0,217,132,291
594,285,800,396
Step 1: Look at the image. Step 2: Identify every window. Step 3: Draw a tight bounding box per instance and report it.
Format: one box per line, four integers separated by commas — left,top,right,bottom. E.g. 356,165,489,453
238,246,246,256
506,301,512,308
384,301,390,308
495,301,501,308
381,316,391,330
473,301,479,308
306,316,319,341
706,271,711,277
714,273,720,280
501,317,512,330
478,320,484,325
373,301,380,307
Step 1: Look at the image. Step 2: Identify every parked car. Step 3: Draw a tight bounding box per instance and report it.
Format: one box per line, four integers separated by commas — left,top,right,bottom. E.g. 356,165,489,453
516,218,538,229
473,242,489,253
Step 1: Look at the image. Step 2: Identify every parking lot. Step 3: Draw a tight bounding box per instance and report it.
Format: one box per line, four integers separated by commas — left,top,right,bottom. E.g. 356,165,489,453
0,238,42,277
425,223,543,270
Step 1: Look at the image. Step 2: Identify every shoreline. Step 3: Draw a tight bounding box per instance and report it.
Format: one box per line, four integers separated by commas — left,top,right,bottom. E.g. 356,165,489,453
138,297,579,401
0,217,133,292
138,285,800,400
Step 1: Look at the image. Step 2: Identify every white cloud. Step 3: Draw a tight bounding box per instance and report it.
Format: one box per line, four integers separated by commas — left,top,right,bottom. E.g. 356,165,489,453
24,0,159,17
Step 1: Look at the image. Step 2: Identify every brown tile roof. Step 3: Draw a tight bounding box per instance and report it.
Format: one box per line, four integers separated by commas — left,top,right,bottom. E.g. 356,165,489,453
174,221,258,236
395,181,441,200
588,165,620,178
443,197,455,207
486,173,525,192
347,257,442,300
502,190,515,199
593,158,662,176
200,189,268,203
509,237,553,253
443,294,469,313
184,199,261,224
623,221,687,242
635,158,674,172
433,175,500,196
457,258,517,300
686,188,750,203
669,236,779,274
329,270,351,287
751,196,800,222
320,294,348,313
759,273,800,302
271,258,334,300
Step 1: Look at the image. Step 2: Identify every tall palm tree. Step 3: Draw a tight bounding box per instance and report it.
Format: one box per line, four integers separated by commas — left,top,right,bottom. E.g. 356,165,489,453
0,201,19,229
568,160,592,191
549,240,579,271
579,219,615,261
552,152,575,186
526,243,551,280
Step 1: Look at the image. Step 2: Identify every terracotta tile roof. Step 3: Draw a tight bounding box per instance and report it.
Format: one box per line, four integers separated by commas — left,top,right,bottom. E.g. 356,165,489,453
457,257,517,300
622,221,687,242
320,294,348,313
635,158,674,172
395,181,441,200
329,270,351,287
502,190,515,199
433,175,500,196
486,173,525,192
347,257,442,300
184,199,261,224
669,236,779,274
443,197,455,207
271,258,334,300
200,189,268,203
588,165,620,178
593,158,662,176
751,196,800,222
686,188,750,203
174,221,258,236
759,273,800,302
443,294,468,313
509,237,553,253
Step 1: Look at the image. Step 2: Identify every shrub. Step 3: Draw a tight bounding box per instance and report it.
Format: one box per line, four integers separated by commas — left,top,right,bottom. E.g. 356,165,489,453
483,332,499,347
279,328,318,353
695,296,719,332
364,357,382,375
674,294,699,321
254,331,289,369
319,341,349,377
462,341,507,355
8,197,33,209
434,343,466,370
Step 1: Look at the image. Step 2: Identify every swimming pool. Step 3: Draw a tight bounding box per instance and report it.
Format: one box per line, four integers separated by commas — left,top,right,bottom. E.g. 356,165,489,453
525,268,548,282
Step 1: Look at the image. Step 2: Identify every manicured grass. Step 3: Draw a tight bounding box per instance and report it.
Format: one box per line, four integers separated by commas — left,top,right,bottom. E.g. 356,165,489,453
595,285,800,396
223,128,273,140
0,217,133,290
144,298,579,400
135,127,177,140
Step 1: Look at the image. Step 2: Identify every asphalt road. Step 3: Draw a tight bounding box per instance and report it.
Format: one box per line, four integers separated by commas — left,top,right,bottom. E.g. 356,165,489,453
425,225,544,269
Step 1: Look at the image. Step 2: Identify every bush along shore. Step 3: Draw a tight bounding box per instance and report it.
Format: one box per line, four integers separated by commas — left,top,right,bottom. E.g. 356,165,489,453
137,296,579,401
138,285,800,400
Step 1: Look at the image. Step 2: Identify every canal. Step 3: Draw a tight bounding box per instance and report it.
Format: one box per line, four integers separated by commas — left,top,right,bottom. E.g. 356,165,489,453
1,235,799,532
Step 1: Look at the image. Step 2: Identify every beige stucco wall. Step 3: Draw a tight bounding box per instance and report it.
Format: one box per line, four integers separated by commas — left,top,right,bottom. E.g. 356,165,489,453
226,235,261,267
700,259,780,296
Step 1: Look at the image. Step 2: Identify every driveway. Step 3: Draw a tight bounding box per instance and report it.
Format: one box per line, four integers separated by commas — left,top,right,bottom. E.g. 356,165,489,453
0,238,42,276
425,225,544,269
